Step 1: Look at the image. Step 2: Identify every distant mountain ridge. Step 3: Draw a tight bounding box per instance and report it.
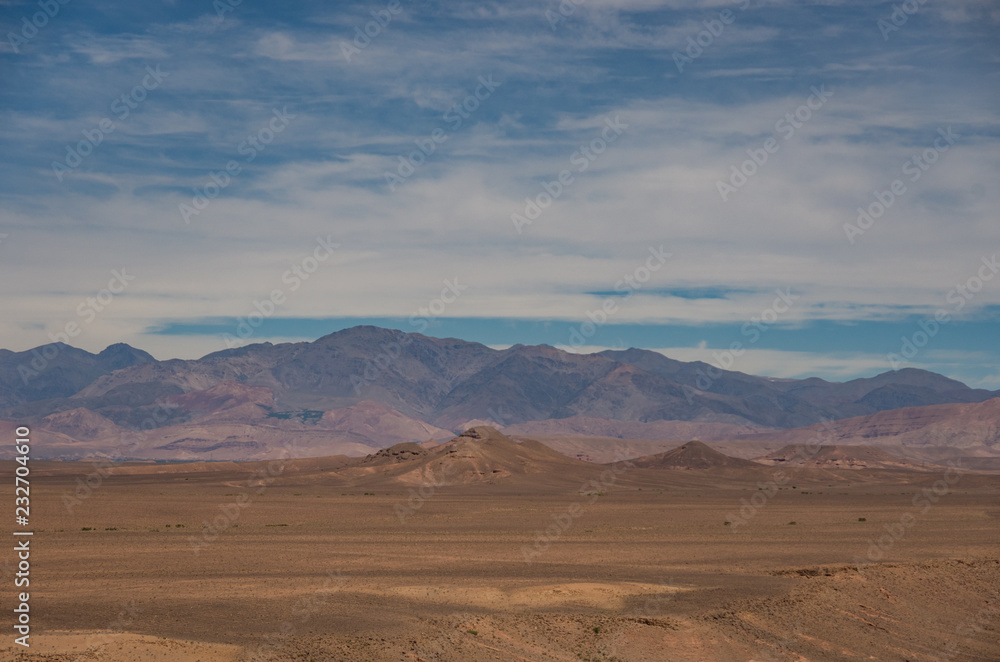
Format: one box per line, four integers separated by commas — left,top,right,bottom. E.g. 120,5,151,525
2,326,996,428
730,398,1000,461
0,342,154,409
1,326,997,461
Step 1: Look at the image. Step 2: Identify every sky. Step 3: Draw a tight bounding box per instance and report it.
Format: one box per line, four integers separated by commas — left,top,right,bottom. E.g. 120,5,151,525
1,0,999,388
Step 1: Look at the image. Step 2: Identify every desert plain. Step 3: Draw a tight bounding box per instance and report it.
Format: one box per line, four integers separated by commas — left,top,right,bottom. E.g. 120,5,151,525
3,429,999,662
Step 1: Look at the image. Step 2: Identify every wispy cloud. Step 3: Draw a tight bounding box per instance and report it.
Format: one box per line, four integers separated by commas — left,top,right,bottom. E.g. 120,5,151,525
68,34,169,64
0,0,997,389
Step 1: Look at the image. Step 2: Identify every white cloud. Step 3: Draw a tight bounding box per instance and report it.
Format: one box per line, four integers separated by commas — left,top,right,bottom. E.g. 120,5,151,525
68,34,169,64
649,347,892,379
2,0,997,386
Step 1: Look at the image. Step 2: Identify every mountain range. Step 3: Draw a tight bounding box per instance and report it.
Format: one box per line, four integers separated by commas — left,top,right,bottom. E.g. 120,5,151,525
2,325,998,461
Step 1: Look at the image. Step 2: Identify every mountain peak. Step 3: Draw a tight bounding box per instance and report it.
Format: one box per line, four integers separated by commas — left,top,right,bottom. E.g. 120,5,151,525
316,325,422,345
99,342,153,358
96,343,156,371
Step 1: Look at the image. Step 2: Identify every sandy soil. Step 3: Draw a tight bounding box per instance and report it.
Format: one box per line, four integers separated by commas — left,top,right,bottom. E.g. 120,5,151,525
3,461,999,661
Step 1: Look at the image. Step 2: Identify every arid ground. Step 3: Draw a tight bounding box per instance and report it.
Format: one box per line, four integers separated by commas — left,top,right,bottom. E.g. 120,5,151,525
5,455,1000,661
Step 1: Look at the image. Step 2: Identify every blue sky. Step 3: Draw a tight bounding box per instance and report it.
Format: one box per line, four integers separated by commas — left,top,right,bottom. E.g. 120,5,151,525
1,0,999,387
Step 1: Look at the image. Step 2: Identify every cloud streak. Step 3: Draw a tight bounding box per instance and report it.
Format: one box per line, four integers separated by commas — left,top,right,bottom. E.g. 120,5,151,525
0,0,997,389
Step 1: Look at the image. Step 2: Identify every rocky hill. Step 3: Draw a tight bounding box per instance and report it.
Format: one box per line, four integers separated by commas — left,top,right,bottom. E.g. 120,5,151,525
630,441,763,470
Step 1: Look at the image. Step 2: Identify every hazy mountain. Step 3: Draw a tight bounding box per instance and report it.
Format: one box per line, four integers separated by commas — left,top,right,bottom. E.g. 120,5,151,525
502,416,764,440
0,342,154,408
597,348,996,427
2,326,998,461
728,398,1000,462
0,386,457,461
754,444,935,471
